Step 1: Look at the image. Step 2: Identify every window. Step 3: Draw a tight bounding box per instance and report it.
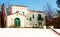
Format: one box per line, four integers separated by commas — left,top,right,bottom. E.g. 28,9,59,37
30,17,32,21
16,10,19,13
16,8,17,9
38,14,42,21
23,12,25,15
33,14,34,19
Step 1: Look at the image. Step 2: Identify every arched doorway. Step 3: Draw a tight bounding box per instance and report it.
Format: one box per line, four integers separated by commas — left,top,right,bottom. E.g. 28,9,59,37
14,18,20,26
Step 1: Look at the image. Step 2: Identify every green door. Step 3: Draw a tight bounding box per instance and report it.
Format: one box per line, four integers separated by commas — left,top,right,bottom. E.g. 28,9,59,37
14,18,20,26
38,22,43,28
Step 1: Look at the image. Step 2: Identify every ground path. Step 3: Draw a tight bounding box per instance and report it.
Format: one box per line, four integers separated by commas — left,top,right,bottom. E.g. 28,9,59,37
0,28,60,37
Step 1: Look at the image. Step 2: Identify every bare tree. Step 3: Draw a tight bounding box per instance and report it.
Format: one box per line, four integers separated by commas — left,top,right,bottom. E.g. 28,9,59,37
44,3,55,26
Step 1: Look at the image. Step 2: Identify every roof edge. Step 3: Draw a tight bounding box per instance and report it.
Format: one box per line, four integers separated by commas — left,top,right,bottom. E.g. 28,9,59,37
11,5,27,7
28,10,45,13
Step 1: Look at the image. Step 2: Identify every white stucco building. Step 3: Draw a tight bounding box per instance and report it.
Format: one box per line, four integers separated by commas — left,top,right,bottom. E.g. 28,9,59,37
6,5,45,28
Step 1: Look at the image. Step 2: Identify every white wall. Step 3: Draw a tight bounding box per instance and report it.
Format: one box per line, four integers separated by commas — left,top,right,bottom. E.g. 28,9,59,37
12,6,28,15
7,5,46,28
27,10,45,27
7,13,27,27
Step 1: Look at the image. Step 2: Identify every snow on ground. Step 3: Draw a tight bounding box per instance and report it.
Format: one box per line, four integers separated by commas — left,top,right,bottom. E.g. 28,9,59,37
54,29,60,33
0,28,60,37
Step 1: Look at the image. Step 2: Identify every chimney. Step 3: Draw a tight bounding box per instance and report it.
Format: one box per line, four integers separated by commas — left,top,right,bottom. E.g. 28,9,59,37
1,3,6,28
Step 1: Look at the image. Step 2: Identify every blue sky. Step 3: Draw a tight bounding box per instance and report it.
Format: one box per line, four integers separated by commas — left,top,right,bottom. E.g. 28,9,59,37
0,0,57,11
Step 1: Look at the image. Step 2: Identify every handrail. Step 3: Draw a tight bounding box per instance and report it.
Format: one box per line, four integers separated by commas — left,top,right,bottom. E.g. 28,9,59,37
49,27,60,36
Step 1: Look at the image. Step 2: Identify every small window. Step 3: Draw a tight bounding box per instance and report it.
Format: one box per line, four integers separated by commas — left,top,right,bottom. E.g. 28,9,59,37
33,14,34,19
23,12,25,15
30,17,32,21
16,8,17,9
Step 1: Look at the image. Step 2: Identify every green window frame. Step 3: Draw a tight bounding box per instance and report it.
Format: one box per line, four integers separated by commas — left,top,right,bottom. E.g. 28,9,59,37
33,14,34,19
30,17,32,21
38,14,42,21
